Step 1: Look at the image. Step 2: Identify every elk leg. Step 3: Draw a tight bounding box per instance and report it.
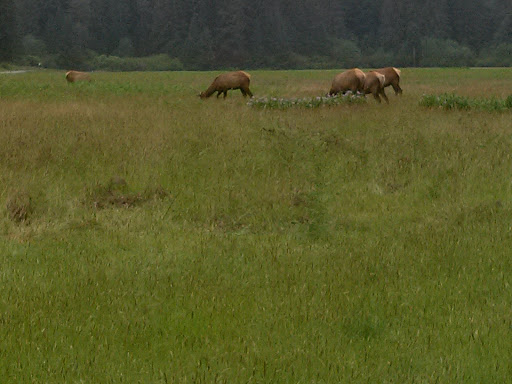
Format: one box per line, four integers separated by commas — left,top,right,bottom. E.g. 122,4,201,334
216,91,221,98
246,88,253,98
223,91,227,98
381,89,389,104
392,83,402,95
241,89,247,97
372,92,381,103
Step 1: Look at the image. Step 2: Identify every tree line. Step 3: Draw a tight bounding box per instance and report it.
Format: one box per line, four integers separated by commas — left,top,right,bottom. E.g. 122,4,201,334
1,0,512,69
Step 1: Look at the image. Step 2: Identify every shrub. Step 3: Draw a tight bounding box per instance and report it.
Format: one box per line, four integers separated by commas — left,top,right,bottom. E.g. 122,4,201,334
21,35,47,56
476,44,512,67
505,95,512,109
363,48,396,68
40,54,59,69
421,38,474,67
420,93,512,111
16,55,42,67
330,39,362,68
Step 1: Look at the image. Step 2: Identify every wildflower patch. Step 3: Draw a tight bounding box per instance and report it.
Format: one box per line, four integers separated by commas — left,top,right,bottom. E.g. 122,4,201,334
247,93,366,109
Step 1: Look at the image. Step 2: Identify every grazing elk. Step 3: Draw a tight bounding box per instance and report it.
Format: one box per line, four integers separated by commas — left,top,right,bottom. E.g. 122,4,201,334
65,70,91,83
363,71,388,103
199,71,253,99
328,68,365,96
373,67,402,95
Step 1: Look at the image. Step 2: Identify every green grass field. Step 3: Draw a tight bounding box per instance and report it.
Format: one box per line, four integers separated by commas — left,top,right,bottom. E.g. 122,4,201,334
1,68,512,383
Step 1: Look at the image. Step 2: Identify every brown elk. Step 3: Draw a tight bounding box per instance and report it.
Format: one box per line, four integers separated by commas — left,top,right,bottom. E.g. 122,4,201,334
199,71,253,99
373,67,402,95
363,71,388,103
328,68,365,96
65,70,92,83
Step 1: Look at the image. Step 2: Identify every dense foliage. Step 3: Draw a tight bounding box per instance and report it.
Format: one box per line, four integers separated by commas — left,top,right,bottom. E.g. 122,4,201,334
1,0,512,69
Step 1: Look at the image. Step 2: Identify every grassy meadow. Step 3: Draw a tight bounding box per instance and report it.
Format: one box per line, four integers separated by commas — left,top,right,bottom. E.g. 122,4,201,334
1,68,512,383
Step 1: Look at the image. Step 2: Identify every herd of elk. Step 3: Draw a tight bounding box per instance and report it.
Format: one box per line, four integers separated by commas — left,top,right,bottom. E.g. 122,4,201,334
328,67,402,103
195,67,401,103
65,66,402,103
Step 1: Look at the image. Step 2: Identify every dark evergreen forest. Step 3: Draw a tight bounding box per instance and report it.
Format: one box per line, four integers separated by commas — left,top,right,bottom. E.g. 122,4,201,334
1,0,512,69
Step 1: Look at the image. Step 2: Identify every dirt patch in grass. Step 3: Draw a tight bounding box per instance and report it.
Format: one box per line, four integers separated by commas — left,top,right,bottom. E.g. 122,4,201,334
84,176,171,209
6,190,32,223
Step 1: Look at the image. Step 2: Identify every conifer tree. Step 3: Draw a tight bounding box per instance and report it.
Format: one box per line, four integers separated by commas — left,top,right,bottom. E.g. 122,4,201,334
0,0,18,60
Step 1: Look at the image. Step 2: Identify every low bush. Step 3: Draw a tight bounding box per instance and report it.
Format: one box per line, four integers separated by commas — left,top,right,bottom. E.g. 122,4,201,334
420,93,512,111
0,62,13,70
476,44,512,67
329,38,362,68
15,55,42,67
421,38,474,67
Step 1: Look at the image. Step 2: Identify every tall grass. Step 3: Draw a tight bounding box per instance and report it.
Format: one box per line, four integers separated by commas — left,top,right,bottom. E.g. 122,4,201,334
1,68,512,383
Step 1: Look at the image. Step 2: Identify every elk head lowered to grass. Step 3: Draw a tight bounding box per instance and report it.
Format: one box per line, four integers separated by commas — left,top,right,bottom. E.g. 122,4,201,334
199,71,253,99
65,70,92,83
328,68,365,96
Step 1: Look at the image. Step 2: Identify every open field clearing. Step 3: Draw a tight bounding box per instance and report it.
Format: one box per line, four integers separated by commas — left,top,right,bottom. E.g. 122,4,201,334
1,68,512,383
